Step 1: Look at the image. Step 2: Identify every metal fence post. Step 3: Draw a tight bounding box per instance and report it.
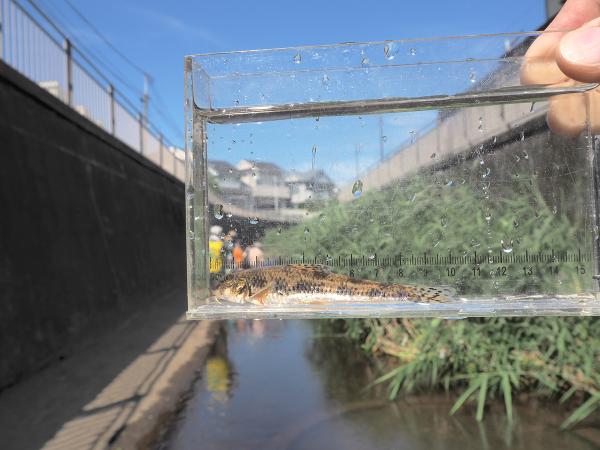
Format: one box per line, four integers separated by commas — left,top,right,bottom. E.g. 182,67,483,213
138,112,144,154
159,133,164,168
64,38,73,106
108,84,115,135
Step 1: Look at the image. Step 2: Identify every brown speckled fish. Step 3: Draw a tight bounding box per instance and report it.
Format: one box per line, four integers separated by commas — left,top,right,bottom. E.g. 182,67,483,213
213,264,453,305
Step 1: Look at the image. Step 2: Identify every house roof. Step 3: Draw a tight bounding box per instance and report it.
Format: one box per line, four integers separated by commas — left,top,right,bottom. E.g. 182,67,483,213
208,160,241,177
286,169,334,186
237,159,284,175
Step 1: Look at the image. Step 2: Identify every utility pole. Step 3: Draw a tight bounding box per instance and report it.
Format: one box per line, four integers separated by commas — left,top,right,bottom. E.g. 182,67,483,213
142,73,150,129
378,116,385,162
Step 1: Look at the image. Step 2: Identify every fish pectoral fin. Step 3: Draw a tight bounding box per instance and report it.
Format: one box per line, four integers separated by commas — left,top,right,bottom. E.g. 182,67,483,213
250,282,274,305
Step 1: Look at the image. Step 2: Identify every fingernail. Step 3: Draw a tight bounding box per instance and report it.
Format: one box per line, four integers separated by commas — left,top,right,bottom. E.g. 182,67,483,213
560,27,600,65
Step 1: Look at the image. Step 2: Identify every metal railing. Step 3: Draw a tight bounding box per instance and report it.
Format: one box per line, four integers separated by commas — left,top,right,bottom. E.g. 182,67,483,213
0,0,185,181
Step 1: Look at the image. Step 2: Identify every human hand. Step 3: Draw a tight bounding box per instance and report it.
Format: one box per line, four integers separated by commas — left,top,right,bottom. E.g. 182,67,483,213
522,0,600,135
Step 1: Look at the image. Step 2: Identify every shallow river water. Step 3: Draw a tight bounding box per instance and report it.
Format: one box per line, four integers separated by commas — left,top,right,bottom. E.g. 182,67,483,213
163,320,598,450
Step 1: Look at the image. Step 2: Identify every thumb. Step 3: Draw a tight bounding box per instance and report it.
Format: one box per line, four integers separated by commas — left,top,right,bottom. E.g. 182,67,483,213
557,17,600,83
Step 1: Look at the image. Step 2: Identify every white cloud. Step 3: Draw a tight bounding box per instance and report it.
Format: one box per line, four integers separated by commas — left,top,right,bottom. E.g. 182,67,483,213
130,6,226,49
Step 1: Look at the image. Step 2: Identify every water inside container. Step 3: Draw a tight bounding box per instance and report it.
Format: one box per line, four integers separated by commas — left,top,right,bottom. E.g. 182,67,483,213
185,33,600,319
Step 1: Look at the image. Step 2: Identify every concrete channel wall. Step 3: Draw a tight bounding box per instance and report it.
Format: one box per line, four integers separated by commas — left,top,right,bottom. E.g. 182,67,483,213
0,61,186,389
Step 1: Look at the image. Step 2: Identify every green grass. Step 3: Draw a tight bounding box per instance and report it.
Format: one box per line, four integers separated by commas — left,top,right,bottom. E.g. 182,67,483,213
263,161,599,427
345,316,600,428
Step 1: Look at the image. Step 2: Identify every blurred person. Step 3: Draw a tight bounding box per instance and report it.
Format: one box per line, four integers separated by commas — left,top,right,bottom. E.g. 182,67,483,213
244,241,264,268
209,225,224,274
223,230,236,271
232,240,245,269
522,0,600,135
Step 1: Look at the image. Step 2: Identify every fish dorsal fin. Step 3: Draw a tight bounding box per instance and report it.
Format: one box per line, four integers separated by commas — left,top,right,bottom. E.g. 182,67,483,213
286,264,332,277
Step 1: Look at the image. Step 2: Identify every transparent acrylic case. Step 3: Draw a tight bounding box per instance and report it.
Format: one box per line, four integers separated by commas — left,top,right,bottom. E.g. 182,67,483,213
185,32,600,319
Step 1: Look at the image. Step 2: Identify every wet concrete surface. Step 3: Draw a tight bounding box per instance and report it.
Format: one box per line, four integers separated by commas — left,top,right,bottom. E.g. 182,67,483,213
162,320,600,450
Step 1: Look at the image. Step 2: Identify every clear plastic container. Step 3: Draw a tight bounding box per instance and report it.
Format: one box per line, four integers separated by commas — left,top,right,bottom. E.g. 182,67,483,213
185,31,600,319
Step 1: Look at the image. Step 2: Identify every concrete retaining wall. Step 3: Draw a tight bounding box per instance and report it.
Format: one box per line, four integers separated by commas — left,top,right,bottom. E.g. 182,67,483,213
0,61,185,389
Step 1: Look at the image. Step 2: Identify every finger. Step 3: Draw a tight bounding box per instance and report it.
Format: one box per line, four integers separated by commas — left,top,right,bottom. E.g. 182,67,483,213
547,86,587,135
525,0,598,61
546,0,600,30
557,17,600,82
522,0,600,84
547,87,600,135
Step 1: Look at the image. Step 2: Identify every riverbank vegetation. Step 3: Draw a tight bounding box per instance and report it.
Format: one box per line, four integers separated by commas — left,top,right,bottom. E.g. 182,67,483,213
263,152,599,427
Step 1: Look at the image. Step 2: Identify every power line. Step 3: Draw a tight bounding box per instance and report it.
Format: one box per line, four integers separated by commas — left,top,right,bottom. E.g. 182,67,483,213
57,0,179,137
29,0,143,98
149,84,183,137
61,0,148,77
22,0,182,146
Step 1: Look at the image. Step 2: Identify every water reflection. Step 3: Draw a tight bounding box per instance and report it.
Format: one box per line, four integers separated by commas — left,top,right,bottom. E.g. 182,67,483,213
164,321,597,450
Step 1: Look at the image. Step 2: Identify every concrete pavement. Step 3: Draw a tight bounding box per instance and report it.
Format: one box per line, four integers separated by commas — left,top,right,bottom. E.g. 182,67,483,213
0,289,219,450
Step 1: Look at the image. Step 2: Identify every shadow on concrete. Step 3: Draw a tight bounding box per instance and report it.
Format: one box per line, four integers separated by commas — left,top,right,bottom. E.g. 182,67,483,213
0,289,194,450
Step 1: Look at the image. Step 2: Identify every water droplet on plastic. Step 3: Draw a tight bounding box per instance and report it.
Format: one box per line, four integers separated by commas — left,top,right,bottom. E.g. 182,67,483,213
352,179,363,198
501,240,513,253
361,57,370,66
409,48,416,56
249,217,259,225
440,217,448,228
552,205,558,215
381,135,387,143
485,212,492,223
311,145,317,170
522,150,529,160
478,117,484,133
513,219,519,228
189,230,195,240
293,53,301,64
276,227,282,235
228,168,233,174
368,254,376,260
409,130,416,143
226,212,233,218
322,74,329,85
384,42,396,60
520,131,525,141
471,239,481,248
430,152,437,159
214,204,224,220
409,193,417,202
482,167,491,178
304,227,310,235
469,72,476,83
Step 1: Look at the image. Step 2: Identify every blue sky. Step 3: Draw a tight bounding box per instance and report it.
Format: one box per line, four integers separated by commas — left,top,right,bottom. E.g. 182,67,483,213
36,0,548,150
